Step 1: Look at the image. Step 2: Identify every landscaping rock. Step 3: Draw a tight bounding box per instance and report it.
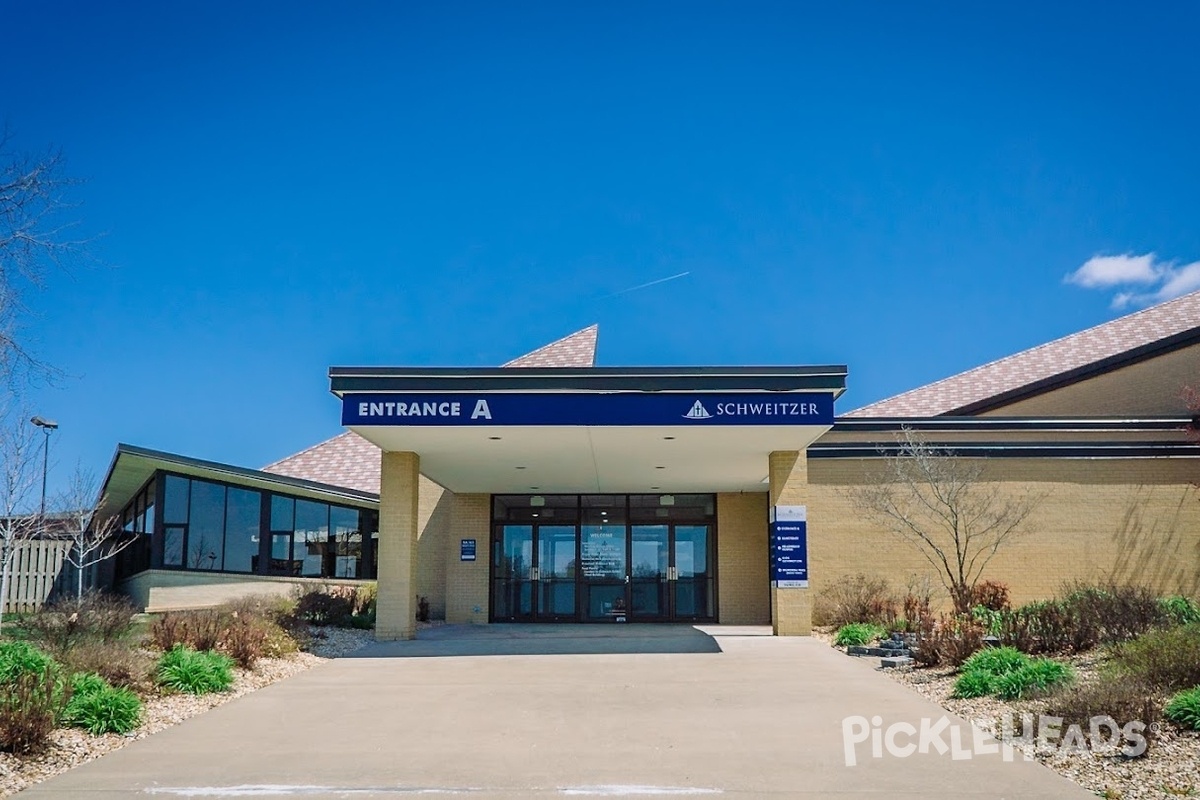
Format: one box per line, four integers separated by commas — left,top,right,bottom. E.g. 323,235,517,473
880,655,914,669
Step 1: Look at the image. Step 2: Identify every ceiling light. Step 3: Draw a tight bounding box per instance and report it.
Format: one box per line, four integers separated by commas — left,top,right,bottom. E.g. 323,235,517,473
515,466,526,470
663,436,675,440
489,436,502,441
655,466,666,470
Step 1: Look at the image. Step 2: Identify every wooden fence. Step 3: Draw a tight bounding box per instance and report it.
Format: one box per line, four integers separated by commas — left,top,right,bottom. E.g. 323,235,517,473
2,540,103,614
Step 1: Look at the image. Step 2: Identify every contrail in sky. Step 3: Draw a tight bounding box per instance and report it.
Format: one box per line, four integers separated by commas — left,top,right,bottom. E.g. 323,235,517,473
604,271,691,299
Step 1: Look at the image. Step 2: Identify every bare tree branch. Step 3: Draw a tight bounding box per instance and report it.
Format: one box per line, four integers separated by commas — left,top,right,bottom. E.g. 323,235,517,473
0,403,44,630
846,426,1045,613
53,463,136,600
0,126,92,387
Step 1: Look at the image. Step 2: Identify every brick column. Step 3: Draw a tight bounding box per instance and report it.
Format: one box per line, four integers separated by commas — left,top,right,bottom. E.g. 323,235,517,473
377,451,420,641
768,450,812,636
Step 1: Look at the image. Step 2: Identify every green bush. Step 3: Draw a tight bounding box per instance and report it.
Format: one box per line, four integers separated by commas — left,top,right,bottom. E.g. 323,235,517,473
157,646,234,695
960,646,1029,677
63,673,142,735
994,659,1075,701
1160,596,1200,627
1108,623,1200,692
1164,687,1200,731
951,670,998,699
0,641,58,684
834,622,884,647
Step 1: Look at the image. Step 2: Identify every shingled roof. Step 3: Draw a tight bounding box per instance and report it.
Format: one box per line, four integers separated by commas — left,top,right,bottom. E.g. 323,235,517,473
502,324,598,368
263,325,600,492
845,289,1200,418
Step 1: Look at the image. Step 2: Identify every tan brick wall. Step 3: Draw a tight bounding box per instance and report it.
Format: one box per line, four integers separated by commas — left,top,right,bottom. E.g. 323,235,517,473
808,456,1200,608
415,475,451,620
377,451,419,640
119,571,370,613
445,493,491,624
716,492,769,624
769,451,813,635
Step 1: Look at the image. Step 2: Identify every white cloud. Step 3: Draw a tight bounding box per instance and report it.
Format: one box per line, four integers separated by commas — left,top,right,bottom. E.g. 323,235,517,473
1065,254,1161,288
1066,252,1200,309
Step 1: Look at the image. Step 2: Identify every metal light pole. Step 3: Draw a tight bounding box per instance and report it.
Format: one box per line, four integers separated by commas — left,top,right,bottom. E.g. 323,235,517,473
30,416,58,519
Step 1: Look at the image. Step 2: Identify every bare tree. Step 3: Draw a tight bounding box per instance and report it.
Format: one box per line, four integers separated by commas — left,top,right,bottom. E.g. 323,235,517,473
849,427,1044,614
54,463,135,600
0,406,43,631
0,127,88,385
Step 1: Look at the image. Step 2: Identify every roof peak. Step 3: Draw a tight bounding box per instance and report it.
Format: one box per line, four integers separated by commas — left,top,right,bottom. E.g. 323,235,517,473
846,288,1200,417
502,324,599,368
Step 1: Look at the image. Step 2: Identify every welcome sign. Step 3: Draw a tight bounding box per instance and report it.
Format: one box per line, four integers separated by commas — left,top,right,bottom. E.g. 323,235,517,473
341,392,835,427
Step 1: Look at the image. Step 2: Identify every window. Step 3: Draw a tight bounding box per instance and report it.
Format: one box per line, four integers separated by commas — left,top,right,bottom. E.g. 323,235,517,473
187,481,226,570
224,487,261,573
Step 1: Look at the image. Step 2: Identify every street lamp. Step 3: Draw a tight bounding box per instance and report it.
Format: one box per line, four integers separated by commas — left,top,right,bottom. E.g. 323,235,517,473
30,416,58,518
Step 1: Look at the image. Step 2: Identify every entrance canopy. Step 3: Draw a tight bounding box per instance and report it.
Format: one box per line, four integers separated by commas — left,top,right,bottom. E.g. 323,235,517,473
329,366,847,493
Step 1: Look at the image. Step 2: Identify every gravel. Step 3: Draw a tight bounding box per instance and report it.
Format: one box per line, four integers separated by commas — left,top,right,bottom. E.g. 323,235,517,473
0,627,373,798
818,630,1200,799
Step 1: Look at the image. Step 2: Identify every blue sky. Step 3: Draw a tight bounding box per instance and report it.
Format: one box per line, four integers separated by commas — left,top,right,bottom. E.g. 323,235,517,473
5,2,1199,498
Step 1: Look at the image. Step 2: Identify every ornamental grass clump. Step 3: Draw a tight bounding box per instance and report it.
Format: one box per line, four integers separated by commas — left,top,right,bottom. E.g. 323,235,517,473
1164,687,1200,731
993,659,1075,701
63,672,142,735
0,640,58,684
951,647,1030,698
834,622,885,647
157,646,234,695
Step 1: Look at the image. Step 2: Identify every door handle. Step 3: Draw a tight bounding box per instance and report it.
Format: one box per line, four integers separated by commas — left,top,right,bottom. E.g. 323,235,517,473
625,574,630,584
530,567,540,581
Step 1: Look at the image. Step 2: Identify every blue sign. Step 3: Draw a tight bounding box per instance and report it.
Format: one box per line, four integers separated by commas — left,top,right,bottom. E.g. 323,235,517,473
770,505,808,588
460,539,476,562
342,392,834,427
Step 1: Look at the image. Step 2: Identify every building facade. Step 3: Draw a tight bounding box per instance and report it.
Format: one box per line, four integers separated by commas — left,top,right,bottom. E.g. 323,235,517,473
98,294,1200,634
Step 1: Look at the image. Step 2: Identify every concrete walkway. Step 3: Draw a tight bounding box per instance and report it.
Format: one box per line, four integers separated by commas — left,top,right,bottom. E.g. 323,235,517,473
23,625,1092,798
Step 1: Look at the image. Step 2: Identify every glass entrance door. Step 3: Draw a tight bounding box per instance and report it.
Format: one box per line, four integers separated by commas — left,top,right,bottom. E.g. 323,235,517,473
672,524,714,620
630,525,669,620
580,523,627,621
490,495,717,623
537,525,577,620
492,525,534,621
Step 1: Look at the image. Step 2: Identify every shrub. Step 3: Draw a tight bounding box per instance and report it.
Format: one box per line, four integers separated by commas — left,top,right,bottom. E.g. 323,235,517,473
1164,687,1200,731
994,659,1075,701
0,667,69,754
57,640,155,691
0,641,57,684
1108,623,1200,692
157,646,234,694
347,610,375,630
960,646,1030,677
23,593,139,652
1061,582,1166,646
834,622,884,647
967,581,1011,612
952,670,998,699
1160,596,1200,627
914,613,985,667
812,574,898,629
293,590,354,627
352,583,377,616
971,605,1004,637
1047,675,1161,754
63,673,142,735
150,609,223,652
